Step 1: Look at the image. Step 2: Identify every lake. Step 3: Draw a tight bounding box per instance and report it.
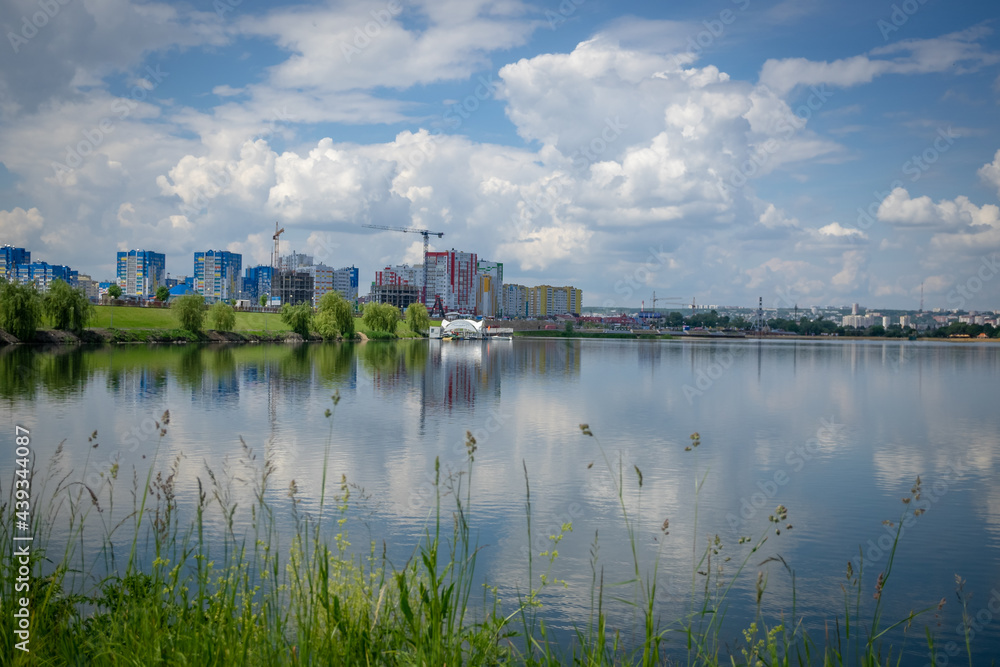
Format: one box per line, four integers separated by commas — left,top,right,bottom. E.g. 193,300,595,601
2,338,998,664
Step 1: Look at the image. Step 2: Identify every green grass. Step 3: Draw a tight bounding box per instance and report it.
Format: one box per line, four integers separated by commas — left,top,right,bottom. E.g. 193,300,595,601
90,305,294,332
89,305,428,339
0,408,967,666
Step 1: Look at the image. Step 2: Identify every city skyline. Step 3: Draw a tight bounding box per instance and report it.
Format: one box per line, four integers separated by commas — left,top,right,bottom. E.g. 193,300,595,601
1,1,999,309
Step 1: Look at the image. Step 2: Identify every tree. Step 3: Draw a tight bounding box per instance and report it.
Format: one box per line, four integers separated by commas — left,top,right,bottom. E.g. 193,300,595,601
405,302,430,335
209,301,236,331
44,279,94,335
156,285,170,302
0,279,42,341
107,283,122,328
363,302,399,334
316,291,354,340
259,293,268,307
281,303,312,338
563,320,574,336
172,294,205,331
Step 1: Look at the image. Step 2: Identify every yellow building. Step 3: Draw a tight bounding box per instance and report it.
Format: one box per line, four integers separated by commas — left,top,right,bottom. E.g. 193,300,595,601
525,284,582,317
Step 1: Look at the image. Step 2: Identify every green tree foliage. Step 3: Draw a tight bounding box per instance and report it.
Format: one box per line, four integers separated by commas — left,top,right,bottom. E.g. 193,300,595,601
44,279,95,335
281,303,313,338
107,284,122,300
315,291,355,340
405,302,430,335
259,293,268,307
362,302,399,334
172,294,205,332
0,279,43,340
209,301,236,332
156,285,170,302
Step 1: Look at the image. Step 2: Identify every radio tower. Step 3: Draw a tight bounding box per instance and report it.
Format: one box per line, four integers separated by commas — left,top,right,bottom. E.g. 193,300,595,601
919,281,924,314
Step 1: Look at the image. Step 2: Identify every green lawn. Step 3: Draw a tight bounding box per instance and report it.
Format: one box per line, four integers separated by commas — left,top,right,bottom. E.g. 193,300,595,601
91,305,292,332
90,305,427,337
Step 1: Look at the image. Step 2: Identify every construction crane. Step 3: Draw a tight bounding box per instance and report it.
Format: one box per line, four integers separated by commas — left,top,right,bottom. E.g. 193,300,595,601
650,291,685,315
272,222,285,306
362,224,444,306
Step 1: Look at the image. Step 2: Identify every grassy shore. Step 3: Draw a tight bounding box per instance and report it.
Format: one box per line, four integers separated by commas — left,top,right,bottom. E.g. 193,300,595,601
21,305,424,342
0,402,969,666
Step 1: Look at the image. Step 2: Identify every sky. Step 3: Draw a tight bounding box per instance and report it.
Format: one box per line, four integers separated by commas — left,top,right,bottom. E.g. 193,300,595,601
1,0,999,311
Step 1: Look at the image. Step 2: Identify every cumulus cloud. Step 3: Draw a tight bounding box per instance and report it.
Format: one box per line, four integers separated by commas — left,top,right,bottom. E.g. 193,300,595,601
979,149,1000,197
818,222,867,240
0,207,44,247
877,187,1000,229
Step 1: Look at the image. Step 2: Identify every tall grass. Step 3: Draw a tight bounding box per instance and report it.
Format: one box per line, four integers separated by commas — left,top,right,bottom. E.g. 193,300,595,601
0,407,968,665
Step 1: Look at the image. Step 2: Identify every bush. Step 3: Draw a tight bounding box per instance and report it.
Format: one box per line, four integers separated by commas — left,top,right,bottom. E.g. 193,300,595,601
316,291,355,340
43,279,95,335
405,302,430,335
209,302,236,332
281,303,313,338
0,279,42,340
172,295,205,332
362,302,399,335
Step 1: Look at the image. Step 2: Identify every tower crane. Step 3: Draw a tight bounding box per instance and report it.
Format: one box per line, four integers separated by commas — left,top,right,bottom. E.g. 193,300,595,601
272,222,284,305
362,224,444,306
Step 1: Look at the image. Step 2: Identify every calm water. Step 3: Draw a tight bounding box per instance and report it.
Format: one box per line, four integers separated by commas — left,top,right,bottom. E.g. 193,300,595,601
2,338,999,664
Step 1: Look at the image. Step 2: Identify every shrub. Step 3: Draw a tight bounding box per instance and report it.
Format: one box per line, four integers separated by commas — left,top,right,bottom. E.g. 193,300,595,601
281,303,313,338
172,294,205,332
362,302,399,335
317,292,355,340
156,285,170,302
44,279,95,335
405,302,430,335
0,279,42,340
209,301,236,332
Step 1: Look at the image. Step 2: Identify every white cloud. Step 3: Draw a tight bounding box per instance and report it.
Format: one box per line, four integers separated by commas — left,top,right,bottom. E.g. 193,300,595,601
818,222,867,240
759,27,999,96
877,187,1000,229
979,149,1000,198
0,207,44,247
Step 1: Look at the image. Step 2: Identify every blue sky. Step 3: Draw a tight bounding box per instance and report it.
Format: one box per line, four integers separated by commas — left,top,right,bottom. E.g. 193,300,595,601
1,0,999,310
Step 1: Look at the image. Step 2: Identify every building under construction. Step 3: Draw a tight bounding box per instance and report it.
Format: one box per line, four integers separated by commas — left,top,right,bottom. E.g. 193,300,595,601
371,283,420,310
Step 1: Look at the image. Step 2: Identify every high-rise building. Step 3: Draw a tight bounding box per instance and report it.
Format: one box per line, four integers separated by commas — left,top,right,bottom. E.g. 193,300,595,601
15,262,76,292
0,245,30,280
243,265,273,304
525,285,582,317
117,250,165,297
332,266,359,301
851,303,860,316
194,250,242,301
424,249,478,312
503,284,528,318
476,260,503,317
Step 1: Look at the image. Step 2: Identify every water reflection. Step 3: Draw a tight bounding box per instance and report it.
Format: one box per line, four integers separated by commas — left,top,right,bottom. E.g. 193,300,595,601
3,339,999,664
